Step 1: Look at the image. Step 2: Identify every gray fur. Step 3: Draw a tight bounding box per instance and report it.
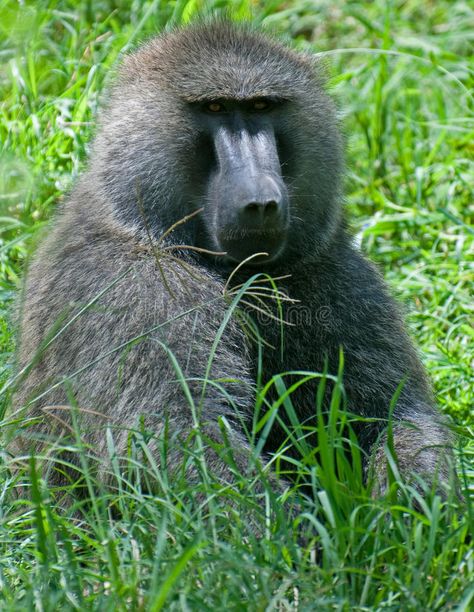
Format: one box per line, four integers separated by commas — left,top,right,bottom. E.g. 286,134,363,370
12,21,452,497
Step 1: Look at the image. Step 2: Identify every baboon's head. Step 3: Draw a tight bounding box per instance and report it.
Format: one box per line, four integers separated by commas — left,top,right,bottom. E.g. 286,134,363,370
92,21,343,266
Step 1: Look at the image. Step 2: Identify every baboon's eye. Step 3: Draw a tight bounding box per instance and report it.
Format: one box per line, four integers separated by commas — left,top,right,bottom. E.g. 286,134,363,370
206,101,225,113
251,98,270,112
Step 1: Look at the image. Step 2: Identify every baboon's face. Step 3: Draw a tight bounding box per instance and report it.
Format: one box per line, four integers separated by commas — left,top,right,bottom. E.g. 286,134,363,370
97,23,343,265
193,97,290,264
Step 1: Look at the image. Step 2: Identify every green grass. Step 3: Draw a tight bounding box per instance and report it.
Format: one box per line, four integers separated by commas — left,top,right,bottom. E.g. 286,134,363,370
1,0,473,608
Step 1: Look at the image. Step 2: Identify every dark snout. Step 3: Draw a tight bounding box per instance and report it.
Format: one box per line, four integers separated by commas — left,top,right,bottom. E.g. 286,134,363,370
212,125,289,263
237,174,283,227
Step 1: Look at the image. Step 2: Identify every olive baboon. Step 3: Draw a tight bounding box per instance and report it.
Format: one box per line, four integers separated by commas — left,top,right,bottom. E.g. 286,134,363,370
13,21,451,499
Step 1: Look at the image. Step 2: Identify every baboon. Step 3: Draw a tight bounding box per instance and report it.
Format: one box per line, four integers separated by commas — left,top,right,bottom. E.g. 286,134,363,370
13,21,451,501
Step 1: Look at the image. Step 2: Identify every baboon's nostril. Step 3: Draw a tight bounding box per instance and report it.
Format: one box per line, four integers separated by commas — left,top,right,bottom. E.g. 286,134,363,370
244,200,279,217
246,202,260,213
264,200,278,214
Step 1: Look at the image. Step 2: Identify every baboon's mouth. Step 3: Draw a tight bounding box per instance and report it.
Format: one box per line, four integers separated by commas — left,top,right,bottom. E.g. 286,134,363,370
218,228,286,264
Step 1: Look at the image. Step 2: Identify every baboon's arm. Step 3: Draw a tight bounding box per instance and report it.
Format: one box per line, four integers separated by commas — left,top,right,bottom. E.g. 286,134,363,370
14,230,260,490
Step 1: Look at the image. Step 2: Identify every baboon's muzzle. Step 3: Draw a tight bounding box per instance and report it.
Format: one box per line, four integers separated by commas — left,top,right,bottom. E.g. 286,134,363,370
212,123,289,263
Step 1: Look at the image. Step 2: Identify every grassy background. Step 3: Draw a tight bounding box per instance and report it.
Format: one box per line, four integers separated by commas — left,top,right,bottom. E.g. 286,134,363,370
0,0,473,608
